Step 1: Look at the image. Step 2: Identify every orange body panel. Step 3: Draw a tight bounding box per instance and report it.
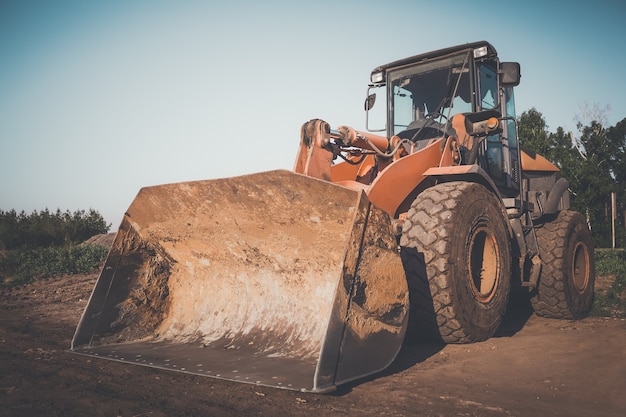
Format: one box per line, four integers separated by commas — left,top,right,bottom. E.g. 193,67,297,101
366,138,444,217
422,164,482,177
331,155,376,183
329,139,443,217
521,150,560,172
451,114,474,150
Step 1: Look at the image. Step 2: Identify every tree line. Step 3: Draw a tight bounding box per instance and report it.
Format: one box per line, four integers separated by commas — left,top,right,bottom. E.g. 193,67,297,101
518,108,626,248
0,208,111,286
0,208,110,251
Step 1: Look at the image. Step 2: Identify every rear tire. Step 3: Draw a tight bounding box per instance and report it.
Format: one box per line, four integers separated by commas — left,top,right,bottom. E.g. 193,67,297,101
400,182,511,343
531,210,595,319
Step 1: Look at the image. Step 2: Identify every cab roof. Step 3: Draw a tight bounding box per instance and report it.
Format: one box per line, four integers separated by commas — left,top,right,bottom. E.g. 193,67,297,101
371,41,497,77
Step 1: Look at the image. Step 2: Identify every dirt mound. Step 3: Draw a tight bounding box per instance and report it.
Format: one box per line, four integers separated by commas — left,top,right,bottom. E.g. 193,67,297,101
81,232,116,247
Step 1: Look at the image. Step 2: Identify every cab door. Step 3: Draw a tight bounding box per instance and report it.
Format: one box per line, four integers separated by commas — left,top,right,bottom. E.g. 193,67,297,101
476,61,520,197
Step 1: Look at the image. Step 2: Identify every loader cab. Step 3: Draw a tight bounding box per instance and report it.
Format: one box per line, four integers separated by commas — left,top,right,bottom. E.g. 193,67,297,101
366,42,522,198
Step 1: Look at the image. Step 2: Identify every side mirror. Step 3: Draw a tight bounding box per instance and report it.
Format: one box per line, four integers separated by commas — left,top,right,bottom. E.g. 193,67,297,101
364,93,376,111
500,62,521,87
464,110,503,137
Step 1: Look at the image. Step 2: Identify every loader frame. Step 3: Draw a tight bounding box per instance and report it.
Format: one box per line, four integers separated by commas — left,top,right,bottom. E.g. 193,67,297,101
294,41,571,293
72,41,594,393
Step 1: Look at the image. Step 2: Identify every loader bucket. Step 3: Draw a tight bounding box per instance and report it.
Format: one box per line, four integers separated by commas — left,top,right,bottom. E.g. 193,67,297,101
71,170,408,393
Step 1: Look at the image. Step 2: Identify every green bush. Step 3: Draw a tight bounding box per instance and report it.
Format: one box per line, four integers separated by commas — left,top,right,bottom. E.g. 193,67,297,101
0,208,110,251
592,249,626,317
0,244,109,287
0,208,111,286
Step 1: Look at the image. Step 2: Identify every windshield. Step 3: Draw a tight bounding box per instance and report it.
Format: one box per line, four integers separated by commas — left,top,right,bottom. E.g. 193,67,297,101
389,51,473,136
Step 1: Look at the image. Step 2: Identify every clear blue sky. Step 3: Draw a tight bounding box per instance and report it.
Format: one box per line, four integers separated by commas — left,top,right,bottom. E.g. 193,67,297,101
1,0,625,228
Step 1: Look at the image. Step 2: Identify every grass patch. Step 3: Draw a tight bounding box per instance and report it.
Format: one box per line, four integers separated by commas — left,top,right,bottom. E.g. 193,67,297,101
591,249,626,317
0,244,109,287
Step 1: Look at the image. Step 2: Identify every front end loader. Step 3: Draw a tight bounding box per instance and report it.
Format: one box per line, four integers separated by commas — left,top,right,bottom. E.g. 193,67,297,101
72,41,595,392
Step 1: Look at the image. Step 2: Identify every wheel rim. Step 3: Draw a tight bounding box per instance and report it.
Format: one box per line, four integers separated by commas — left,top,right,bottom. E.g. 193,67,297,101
468,227,499,303
572,241,590,294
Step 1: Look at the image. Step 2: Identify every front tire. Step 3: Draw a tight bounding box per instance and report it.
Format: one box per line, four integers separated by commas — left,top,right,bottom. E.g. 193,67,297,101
400,182,511,343
531,210,595,319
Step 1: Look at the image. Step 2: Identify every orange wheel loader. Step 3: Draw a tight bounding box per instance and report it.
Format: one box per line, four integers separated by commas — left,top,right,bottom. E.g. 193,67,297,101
71,41,595,393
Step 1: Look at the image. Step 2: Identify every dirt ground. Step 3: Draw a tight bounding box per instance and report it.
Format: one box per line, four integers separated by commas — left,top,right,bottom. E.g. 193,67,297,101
1,272,625,417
